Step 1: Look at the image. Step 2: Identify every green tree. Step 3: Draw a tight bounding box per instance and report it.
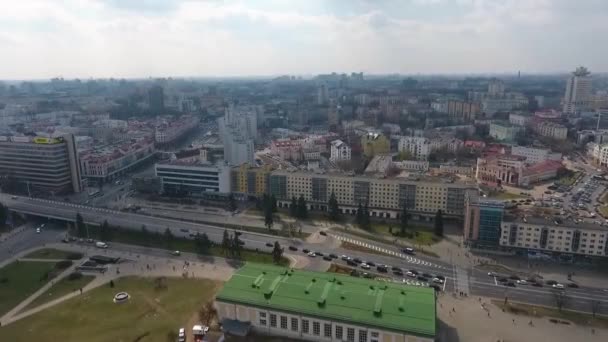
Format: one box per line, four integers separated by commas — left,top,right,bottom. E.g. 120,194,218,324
76,213,86,238
328,192,340,221
232,230,242,257
361,203,371,230
227,194,237,212
400,203,409,236
164,227,174,249
221,229,231,255
290,196,298,217
356,203,364,226
297,195,308,219
195,233,211,255
264,205,274,231
270,194,278,213
272,241,283,264
434,210,444,237
0,202,7,227
99,220,110,241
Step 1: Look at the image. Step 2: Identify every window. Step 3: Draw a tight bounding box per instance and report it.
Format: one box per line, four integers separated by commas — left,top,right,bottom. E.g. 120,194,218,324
291,317,298,332
324,323,332,337
269,314,277,328
313,322,320,336
259,312,267,326
359,330,368,342
371,331,380,342
280,316,287,329
302,320,310,334
336,325,344,339
347,327,355,342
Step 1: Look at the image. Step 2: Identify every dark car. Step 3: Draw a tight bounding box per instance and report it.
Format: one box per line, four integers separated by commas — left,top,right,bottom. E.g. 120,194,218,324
366,261,376,267
509,275,521,281
531,282,543,287
302,248,310,254
265,242,273,247
409,269,419,275
329,253,338,259
319,231,327,236
417,276,429,282
546,280,558,285
391,266,402,272
376,265,388,273
393,270,404,276
504,282,516,287
288,246,298,251
316,252,325,257
347,260,357,266
422,272,433,279
497,277,508,283
435,275,445,280
323,256,332,261
567,283,579,288
353,258,362,264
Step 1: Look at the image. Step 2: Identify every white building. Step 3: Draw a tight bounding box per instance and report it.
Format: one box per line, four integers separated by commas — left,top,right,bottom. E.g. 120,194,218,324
536,122,568,140
398,136,430,160
329,140,351,162
563,66,592,114
591,143,608,167
489,123,523,142
511,146,562,164
488,79,505,96
219,105,257,166
509,113,531,126
155,160,231,195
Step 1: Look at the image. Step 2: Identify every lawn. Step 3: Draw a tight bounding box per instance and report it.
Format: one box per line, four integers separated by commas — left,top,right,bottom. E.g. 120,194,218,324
598,205,608,218
334,227,440,258
23,248,83,260
492,300,608,329
371,223,440,246
0,261,59,316
487,191,524,200
0,277,223,342
555,172,581,187
22,274,95,312
82,225,290,266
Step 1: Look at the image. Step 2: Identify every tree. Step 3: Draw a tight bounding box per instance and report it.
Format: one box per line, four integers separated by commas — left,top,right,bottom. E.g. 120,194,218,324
290,196,298,217
264,205,274,231
198,301,217,326
232,230,242,257
99,220,110,241
0,202,7,227
361,203,371,230
434,210,444,237
227,194,237,212
221,230,231,255
270,194,277,213
76,213,86,238
328,192,340,221
552,289,569,312
164,227,174,249
297,195,308,219
400,203,409,236
272,241,283,264
195,233,211,255
356,203,364,226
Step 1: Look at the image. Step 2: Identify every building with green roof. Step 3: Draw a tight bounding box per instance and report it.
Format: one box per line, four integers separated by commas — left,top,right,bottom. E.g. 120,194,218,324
215,263,436,342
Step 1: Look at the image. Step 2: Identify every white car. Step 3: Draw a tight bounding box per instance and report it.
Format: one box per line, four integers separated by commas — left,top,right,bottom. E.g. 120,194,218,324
432,278,444,284
307,252,316,257
360,263,370,270
178,328,186,342
552,283,565,289
406,271,416,278
516,280,528,285
35,227,41,234
95,241,109,249
487,272,497,277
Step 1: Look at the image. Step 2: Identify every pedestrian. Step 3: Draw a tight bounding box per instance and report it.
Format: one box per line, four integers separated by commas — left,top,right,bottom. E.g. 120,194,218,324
79,288,83,294
512,319,515,324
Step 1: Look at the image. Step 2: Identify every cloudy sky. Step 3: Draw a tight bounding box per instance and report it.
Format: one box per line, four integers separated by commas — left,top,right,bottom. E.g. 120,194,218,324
1,0,607,79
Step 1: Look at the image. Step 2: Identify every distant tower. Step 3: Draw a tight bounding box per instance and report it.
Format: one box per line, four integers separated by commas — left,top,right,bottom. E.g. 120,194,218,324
148,85,165,113
563,66,592,115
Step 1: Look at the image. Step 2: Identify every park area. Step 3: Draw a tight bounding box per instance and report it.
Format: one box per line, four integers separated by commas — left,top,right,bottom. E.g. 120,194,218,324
0,276,222,342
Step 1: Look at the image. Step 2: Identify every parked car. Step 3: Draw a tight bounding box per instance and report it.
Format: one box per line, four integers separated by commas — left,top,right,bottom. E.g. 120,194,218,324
302,248,310,254
365,261,376,267
403,247,415,255
516,280,527,285
329,253,338,259
376,265,388,273
323,256,332,261
405,271,416,278
265,242,273,247
288,246,298,251
170,250,181,256
432,278,444,284
178,328,186,342
353,258,362,264
340,255,350,261
546,280,558,285
567,283,579,288
393,270,404,276
360,263,371,270
319,231,327,236
307,252,316,257
552,283,565,289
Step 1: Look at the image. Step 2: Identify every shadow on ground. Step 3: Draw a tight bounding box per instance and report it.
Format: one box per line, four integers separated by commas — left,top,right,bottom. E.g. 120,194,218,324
437,318,460,342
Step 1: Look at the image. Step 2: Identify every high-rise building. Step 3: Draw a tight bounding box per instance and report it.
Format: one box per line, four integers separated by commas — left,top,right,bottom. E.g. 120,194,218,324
219,105,256,166
148,85,165,112
488,78,505,96
463,195,505,248
316,83,329,105
0,134,82,194
563,66,592,114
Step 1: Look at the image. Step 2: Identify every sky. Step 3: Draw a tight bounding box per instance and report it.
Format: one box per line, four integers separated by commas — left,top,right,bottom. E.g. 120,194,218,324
1,0,607,79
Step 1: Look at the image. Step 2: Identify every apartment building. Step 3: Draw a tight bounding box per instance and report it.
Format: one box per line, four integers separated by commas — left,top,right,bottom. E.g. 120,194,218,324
447,100,480,121
500,216,608,258
563,66,592,114
398,137,430,160
535,122,568,140
489,122,523,142
509,113,531,127
268,170,476,220
330,140,351,162
510,146,562,164
591,143,608,167
0,134,82,194
215,264,436,342
155,159,230,196
231,164,273,199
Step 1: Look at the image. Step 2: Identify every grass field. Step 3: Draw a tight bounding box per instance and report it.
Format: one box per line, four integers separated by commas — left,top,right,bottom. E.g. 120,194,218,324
332,227,440,257
0,277,222,342
22,274,95,312
82,225,290,266
23,248,83,260
371,224,440,246
0,261,59,316
492,300,608,329
488,191,525,200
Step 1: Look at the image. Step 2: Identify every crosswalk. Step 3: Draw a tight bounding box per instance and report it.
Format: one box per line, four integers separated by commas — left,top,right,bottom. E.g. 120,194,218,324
330,233,445,269
454,267,470,295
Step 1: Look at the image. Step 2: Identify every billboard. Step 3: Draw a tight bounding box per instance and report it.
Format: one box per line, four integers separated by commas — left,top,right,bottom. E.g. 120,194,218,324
33,137,63,144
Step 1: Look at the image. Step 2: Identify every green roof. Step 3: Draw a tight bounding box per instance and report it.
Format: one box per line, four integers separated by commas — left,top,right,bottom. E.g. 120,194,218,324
216,263,436,338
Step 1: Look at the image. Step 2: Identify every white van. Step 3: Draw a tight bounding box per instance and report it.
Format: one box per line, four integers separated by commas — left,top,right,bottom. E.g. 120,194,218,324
95,242,108,249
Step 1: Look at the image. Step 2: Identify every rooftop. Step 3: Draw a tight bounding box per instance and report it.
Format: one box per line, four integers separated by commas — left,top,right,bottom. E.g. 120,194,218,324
216,264,436,338
503,214,608,231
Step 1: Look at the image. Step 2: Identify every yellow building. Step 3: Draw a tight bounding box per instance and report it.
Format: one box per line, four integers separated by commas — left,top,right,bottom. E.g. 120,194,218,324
231,163,273,198
361,133,389,158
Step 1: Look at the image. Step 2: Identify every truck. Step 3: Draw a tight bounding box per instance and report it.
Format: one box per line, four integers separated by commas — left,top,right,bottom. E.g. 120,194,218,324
192,325,209,342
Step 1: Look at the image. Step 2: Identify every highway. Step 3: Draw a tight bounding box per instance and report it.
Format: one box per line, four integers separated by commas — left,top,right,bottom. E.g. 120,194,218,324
2,193,608,314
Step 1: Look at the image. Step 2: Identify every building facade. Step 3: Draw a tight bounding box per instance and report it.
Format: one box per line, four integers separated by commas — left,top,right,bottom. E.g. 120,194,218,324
0,134,82,194
361,133,390,158
80,138,155,183
398,137,431,160
231,164,273,199
463,196,505,248
563,66,592,114
215,264,436,342
155,160,230,196
489,123,523,142
535,122,568,140
447,100,480,121
510,146,562,164
330,140,351,162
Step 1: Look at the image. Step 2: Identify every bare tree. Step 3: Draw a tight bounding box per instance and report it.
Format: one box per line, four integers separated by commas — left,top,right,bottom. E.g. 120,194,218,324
591,300,601,318
198,301,218,326
552,289,569,312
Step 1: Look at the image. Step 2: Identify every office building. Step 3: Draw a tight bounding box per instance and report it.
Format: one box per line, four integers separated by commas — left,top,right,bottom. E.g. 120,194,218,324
535,122,568,140
329,140,351,162
268,170,476,220
446,100,480,121
500,216,608,258
510,146,562,164
215,263,436,342
508,113,531,127
398,137,431,160
489,122,523,142
563,66,592,114
219,106,256,166
155,158,230,196
463,195,505,248
0,134,82,194
361,133,390,158
230,164,273,199
148,85,165,112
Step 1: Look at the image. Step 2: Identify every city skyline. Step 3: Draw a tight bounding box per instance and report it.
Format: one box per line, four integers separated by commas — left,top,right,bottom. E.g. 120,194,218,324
1,0,608,79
